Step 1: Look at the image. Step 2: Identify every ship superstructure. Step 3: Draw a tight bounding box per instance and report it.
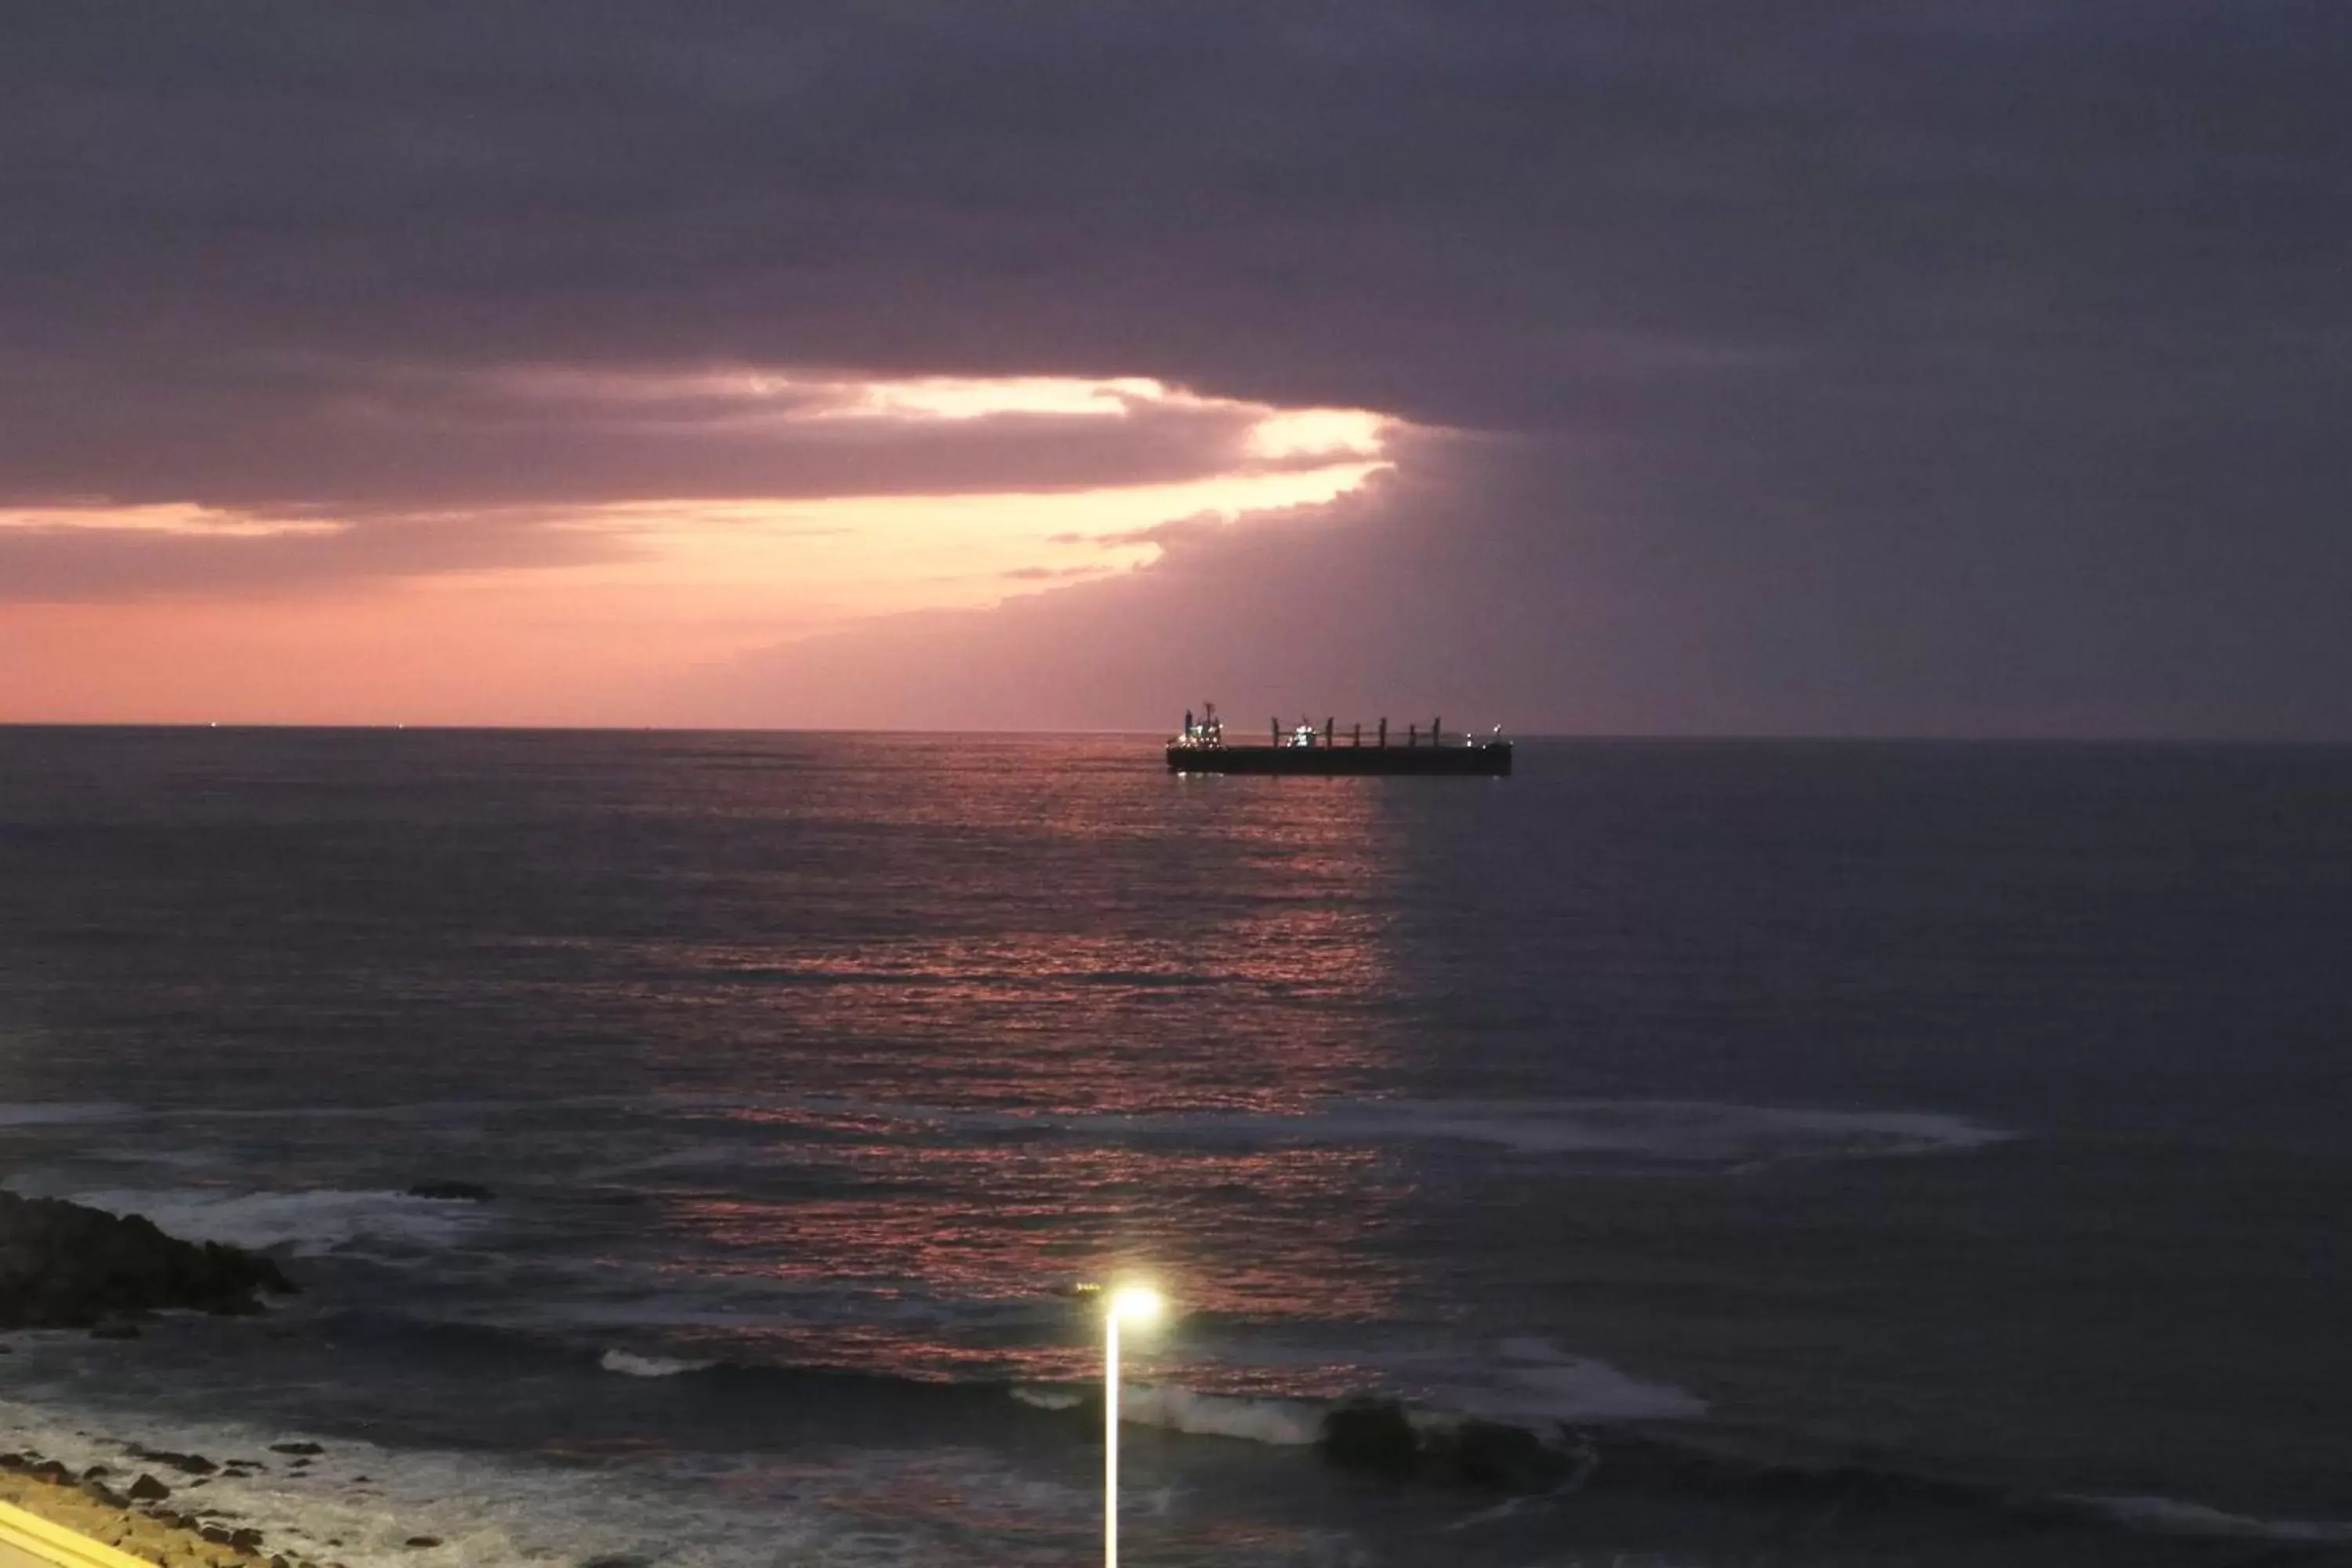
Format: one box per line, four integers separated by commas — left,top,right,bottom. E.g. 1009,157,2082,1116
1167,702,1511,775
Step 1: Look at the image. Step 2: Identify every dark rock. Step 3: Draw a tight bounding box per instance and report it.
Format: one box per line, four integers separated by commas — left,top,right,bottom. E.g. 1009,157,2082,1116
405,1182,492,1203
1319,1398,1420,1481
0,1454,24,1470
230,1528,267,1552
128,1473,172,1503
1318,1400,1571,1494
1052,1388,1105,1430
31,1458,72,1483
1428,1419,1566,1490
82,1465,112,1480
201,1526,234,1545
267,1443,324,1457
89,1319,143,1340
579,1555,651,1568
270,1555,292,1568
81,1480,127,1508
0,1190,296,1330
129,1446,220,1476
403,1537,442,1549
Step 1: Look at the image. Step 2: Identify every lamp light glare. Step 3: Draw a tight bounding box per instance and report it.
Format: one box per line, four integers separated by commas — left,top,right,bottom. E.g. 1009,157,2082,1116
1108,1284,1163,1326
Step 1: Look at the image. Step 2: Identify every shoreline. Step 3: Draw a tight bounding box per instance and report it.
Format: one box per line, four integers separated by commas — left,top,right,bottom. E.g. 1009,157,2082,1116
0,1452,359,1568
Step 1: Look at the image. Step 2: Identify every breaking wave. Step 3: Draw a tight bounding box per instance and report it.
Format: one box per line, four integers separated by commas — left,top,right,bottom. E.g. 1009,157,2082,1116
0,1102,137,1127
2071,1493,2352,1544
2,1091,2013,1175
1006,1340,1701,1451
1011,1383,1327,1445
16,1185,492,1256
599,1349,718,1378
9,1315,2340,1560
1255,1098,2016,1165
1375,1336,1710,1425
1119,1387,1327,1446
628,1093,2014,1171
1008,1386,1085,1412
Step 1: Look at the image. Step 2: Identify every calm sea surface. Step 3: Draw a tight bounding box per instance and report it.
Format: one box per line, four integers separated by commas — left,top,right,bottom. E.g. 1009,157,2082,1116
1,729,2347,1566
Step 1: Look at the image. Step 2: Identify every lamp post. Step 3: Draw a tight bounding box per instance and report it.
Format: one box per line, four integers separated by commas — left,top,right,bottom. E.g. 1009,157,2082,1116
1102,1283,1162,1568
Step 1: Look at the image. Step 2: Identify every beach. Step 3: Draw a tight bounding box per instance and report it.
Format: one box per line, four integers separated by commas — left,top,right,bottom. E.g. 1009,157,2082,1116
3,1448,322,1568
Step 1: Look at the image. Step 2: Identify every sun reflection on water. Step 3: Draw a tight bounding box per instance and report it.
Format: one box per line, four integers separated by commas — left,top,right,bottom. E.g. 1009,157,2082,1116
582,749,1428,1385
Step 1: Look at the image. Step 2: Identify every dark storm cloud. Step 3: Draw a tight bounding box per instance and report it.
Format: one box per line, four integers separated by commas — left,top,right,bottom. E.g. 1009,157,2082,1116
2,2,2347,732
704,429,2352,742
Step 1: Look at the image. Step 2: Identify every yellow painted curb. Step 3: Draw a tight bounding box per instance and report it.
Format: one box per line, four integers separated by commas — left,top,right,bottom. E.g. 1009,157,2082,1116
0,1501,158,1568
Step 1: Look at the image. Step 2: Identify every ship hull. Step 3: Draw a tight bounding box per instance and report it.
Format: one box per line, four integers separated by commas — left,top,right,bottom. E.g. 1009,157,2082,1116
1166,742,1512,776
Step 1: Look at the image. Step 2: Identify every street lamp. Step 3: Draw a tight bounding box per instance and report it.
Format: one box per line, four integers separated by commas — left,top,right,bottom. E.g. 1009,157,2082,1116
1102,1283,1163,1568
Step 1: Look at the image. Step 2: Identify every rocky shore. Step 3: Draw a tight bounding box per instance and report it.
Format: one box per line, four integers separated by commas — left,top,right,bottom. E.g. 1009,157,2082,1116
1,1450,344,1568
0,1190,331,1566
0,1190,294,1334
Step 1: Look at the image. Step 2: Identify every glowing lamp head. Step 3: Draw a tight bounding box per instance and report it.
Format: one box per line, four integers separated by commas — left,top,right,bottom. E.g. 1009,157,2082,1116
1107,1284,1163,1327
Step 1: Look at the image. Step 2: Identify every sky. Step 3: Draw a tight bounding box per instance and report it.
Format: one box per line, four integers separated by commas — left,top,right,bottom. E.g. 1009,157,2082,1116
2,3,2347,736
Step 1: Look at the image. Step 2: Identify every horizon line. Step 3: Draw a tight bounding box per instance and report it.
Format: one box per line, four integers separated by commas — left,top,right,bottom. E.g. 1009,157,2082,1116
1,721,2345,750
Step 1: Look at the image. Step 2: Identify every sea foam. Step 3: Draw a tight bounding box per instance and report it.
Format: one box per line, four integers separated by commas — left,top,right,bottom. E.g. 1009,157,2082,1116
1123,1098,2016,1167
598,1349,717,1378
0,1392,1062,1568
664,1092,2014,1171
0,1102,137,1127
1114,1386,1327,1446
1011,1338,1703,1452
1407,1336,1711,1425
23,1186,490,1255
2074,1494,2352,1544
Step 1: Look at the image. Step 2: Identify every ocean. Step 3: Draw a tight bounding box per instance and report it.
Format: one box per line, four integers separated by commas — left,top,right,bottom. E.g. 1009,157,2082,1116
1,728,2347,1566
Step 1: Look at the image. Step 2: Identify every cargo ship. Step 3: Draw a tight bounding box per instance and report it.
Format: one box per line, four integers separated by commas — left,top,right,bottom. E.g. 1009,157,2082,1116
1166,703,1512,775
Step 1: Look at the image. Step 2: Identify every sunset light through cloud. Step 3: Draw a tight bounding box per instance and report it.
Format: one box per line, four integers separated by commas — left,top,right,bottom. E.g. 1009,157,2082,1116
0,503,343,539
0,365,1407,725
813,375,1170,423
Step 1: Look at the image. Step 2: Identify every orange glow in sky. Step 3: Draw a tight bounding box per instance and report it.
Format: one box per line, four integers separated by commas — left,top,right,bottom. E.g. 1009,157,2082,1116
0,368,1408,725
0,502,342,538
